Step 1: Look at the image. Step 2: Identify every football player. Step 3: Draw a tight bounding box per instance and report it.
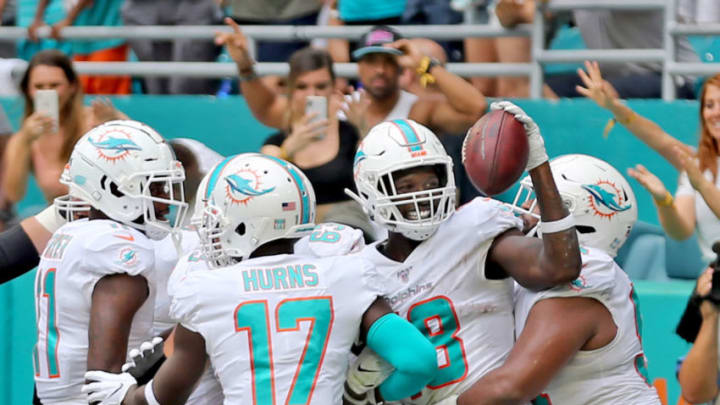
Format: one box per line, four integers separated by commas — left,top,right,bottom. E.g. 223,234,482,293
457,155,661,404
341,101,582,405
34,120,188,404
82,153,438,404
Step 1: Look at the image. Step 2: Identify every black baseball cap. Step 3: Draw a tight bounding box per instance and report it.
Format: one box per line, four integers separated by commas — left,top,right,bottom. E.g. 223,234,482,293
352,26,403,60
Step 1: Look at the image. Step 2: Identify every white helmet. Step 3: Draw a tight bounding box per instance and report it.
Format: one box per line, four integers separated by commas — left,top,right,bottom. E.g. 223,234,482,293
512,154,637,257
54,162,91,222
62,120,188,240
198,153,316,267
347,119,456,241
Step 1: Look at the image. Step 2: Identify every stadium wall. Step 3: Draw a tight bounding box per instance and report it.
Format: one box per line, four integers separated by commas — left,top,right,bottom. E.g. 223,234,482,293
0,97,700,403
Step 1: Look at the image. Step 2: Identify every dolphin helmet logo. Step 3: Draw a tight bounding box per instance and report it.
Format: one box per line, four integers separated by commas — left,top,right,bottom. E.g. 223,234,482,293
89,129,141,163
582,180,632,219
224,170,275,205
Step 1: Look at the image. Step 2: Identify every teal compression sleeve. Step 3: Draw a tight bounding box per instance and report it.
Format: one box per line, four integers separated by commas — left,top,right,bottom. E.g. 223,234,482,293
366,313,437,401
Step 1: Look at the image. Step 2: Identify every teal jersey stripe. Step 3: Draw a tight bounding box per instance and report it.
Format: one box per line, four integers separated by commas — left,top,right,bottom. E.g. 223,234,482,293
206,155,236,200
263,155,311,224
392,119,423,152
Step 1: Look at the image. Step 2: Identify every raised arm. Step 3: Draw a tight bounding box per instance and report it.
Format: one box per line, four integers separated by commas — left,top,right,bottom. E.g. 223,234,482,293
387,39,486,133
87,273,149,373
679,268,720,404
215,17,289,129
458,297,607,404
626,163,695,240
1,114,52,202
487,102,582,290
577,61,691,170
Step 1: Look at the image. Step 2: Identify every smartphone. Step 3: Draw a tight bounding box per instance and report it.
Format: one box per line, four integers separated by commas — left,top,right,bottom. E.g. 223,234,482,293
305,95,328,124
34,89,59,132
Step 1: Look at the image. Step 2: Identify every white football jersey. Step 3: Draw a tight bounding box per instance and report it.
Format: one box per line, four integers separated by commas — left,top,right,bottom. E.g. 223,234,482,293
356,197,522,405
513,246,662,405
34,219,156,403
169,250,382,404
155,231,225,405
152,228,200,335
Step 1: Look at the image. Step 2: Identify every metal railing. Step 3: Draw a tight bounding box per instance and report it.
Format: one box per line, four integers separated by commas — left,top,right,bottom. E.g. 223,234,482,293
0,0,717,99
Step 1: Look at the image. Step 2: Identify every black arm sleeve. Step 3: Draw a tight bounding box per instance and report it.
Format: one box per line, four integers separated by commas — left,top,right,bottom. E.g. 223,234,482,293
0,224,41,283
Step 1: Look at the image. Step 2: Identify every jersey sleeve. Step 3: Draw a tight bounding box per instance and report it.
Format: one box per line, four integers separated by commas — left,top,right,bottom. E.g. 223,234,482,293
168,272,202,332
457,197,523,240
79,230,155,278
167,250,208,298
294,223,365,258
535,248,616,303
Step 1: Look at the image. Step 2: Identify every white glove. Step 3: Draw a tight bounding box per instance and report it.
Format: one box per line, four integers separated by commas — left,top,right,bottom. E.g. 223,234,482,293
432,395,459,405
121,336,165,379
345,347,395,399
491,101,548,171
82,370,137,405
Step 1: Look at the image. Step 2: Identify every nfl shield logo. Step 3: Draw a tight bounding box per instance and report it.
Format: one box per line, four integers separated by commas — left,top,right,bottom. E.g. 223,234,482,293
397,268,410,283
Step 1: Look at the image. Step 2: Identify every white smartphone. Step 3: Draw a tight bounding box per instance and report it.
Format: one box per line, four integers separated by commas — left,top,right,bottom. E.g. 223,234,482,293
34,89,59,132
305,95,328,124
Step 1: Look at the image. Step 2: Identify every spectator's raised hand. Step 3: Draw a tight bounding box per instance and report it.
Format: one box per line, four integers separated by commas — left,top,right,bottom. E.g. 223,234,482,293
384,39,424,71
27,18,45,42
339,87,370,137
627,164,669,201
695,267,719,317
88,97,127,128
576,61,620,109
50,19,71,40
20,112,55,144
673,145,705,191
285,113,329,157
215,17,254,71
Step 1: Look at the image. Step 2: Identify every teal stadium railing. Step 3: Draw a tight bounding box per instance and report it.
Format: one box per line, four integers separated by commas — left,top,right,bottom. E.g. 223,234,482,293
0,97,702,404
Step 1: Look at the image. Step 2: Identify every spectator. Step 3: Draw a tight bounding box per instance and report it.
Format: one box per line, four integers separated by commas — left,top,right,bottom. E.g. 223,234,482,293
1,50,126,205
497,0,699,99
327,0,405,64
351,26,486,135
122,0,222,94
402,0,463,62
577,61,720,267
466,0,539,98
225,0,322,63
18,0,72,60
677,267,720,404
31,0,130,94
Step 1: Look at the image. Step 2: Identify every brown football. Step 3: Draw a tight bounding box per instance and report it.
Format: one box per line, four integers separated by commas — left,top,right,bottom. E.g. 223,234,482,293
462,109,529,196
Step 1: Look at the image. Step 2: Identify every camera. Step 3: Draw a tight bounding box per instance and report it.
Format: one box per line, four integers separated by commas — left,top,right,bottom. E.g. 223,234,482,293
708,242,720,304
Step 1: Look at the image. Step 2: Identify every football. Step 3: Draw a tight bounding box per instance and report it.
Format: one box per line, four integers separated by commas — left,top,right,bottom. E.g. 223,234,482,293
462,109,529,196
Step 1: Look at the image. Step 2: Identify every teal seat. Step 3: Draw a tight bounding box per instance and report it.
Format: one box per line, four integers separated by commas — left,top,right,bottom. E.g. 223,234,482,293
615,221,667,280
665,233,707,279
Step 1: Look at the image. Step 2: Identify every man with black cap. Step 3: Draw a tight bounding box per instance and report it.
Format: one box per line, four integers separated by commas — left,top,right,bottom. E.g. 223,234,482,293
216,20,486,137
348,25,486,136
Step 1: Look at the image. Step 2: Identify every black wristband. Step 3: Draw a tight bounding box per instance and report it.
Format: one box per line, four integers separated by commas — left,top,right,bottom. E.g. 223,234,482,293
0,224,41,284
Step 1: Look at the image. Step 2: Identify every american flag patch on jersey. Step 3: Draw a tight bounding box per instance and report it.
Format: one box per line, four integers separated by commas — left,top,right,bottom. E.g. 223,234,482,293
282,202,296,211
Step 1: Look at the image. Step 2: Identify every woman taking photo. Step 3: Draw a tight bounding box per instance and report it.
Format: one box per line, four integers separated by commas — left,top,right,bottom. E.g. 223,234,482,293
2,49,126,204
